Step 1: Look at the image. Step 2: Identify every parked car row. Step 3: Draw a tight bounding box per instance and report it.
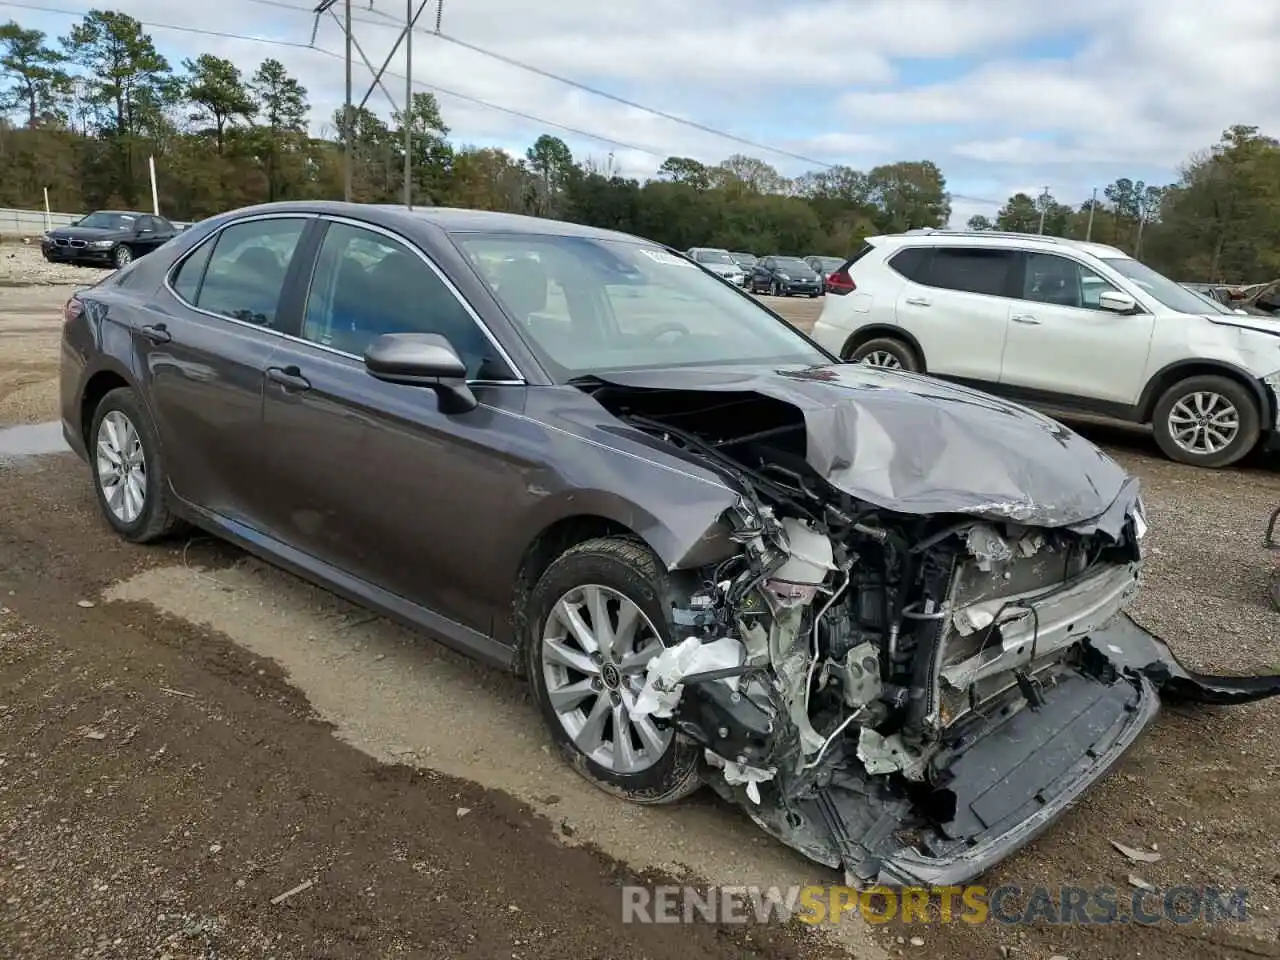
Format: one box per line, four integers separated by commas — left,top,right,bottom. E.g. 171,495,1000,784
812,228,1280,469
685,247,846,295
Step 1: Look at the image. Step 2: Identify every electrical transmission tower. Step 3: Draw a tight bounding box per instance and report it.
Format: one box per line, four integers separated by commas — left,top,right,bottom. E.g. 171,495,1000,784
312,0,444,206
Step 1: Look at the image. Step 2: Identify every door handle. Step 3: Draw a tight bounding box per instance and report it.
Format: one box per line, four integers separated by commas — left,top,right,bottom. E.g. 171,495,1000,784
1011,314,1042,325
904,297,931,307
140,323,171,344
266,365,311,392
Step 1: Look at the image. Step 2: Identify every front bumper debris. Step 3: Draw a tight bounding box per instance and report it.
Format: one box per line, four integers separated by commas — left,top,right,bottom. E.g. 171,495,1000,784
678,614,1280,889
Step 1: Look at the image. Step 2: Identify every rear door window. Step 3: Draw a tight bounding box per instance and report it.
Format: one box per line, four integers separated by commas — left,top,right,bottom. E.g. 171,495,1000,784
189,218,308,328
922,247,1018,297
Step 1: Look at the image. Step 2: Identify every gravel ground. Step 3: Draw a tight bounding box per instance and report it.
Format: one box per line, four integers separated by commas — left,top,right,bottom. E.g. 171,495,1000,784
2,284,1279,960
0,240,116,287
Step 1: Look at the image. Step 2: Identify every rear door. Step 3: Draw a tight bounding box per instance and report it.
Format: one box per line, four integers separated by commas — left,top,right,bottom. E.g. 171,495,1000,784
998,251,1155,406
135,213,316,524
891,245,1016,383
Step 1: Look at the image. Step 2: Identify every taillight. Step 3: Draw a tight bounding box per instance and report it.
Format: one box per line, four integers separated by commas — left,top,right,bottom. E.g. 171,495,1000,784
826,268,855,295
63,297,84,324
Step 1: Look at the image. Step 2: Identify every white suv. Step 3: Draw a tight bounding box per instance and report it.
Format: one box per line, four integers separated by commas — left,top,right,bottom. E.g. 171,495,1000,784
811,230,1280,468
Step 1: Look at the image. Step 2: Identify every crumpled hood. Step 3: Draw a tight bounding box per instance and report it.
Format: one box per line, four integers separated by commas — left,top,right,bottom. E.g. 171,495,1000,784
598,363,1140,533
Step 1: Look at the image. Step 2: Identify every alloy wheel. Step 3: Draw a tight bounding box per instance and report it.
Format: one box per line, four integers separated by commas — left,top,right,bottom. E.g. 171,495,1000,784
96,410,147,524
540,583,671,774
859,350,903,369
1167,391,1240,456
114,245,133,268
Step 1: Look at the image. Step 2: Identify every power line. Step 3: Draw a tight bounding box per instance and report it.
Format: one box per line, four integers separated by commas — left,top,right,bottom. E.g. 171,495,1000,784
249,0,1012,204
246,0,843,169
0,0,669,155
0,0,1017,205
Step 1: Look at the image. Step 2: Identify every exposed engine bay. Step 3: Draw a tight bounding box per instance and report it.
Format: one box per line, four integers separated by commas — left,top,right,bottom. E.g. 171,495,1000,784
582,374,1280,888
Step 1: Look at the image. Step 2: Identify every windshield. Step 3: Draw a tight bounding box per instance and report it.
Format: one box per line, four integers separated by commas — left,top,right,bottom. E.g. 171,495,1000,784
457,234,829,380
75,212,136,230
694,250,734,265
774,258,812,273
1101,257,1220,314
732,253,756,265
816,257,843,271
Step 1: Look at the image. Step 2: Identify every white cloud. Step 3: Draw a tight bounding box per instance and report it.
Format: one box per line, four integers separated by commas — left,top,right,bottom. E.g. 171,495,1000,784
839,0,1280,171
11,0,1280,216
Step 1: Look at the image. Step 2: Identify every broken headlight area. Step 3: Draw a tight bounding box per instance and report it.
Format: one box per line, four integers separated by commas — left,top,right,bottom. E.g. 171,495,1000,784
611,385,1280,889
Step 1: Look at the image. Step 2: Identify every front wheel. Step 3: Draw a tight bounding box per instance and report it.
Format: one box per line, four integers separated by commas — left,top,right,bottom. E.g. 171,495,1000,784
112,244,134,269
525,537,703,804
1151,375,1260,468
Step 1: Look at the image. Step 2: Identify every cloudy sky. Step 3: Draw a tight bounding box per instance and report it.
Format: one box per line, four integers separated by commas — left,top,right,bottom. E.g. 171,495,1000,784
7,0,1280,225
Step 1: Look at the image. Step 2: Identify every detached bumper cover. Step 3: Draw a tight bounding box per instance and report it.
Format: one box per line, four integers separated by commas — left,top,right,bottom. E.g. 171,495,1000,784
723,614,1280,889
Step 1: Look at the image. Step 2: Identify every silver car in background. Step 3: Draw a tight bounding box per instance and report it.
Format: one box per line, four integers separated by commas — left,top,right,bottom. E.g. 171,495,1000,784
687,247,748,286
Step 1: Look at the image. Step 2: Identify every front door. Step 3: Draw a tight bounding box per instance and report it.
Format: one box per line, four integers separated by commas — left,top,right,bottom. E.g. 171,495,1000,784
998,251,1155,407
134,214,313,524
258,218,533,635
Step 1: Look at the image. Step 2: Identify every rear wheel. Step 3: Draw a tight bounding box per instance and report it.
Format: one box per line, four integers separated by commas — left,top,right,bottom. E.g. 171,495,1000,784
89,387,180,542
847,336,921,372
525,537,703,804
1151,375,1259,468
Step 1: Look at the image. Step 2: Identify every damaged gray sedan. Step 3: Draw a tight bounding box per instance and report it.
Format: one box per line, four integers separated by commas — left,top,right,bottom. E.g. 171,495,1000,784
60,203,1280,889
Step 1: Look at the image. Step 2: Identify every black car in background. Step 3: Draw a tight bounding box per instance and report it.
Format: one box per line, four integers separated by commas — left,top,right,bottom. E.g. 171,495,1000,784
42,210,179,270
730,251,757,272
747,255,823,297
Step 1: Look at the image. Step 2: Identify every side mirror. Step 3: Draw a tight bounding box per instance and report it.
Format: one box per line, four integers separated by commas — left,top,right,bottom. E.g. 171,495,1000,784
363,332,477,414
1097,291,1138,314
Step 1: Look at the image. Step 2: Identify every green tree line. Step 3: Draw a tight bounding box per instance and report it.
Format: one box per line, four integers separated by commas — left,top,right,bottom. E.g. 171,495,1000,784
2,10,1277,281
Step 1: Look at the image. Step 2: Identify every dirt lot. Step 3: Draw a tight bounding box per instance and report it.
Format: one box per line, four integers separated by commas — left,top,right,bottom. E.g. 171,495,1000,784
2,276,1280,960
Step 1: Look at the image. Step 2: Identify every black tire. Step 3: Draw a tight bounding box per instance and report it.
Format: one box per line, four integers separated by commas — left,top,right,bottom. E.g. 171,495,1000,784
524,536,703,805
88,386,181,542
1150,374,1260,468
847,335,922,373
112,244,134,269
808,292,820,299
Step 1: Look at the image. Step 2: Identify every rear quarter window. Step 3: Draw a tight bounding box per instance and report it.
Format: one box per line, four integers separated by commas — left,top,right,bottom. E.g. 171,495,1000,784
887,247,931,282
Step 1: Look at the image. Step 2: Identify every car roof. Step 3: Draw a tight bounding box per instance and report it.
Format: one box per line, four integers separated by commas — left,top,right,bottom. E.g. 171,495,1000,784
203,200,651,244
868,229,1129,260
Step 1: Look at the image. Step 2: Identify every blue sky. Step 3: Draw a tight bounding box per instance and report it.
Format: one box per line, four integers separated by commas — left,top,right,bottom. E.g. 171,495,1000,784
5,0,1278,226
